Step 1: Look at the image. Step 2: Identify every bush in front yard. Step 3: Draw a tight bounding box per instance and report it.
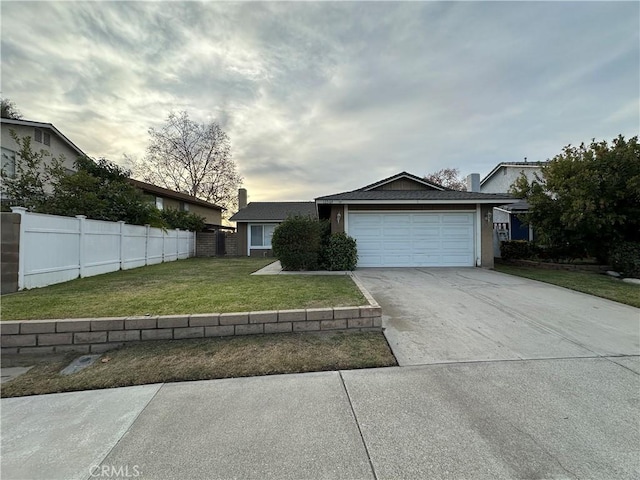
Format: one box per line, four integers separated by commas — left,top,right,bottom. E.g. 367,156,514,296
272,215,321,270
500,240,537,260
323,233,358,271
609,242,640,278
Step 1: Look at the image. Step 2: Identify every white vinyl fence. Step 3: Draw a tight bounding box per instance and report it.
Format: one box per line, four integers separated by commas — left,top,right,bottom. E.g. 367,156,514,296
11,207,195,290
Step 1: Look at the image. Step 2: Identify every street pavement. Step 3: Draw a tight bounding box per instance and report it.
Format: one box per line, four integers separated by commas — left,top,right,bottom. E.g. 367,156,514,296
2,268,639,479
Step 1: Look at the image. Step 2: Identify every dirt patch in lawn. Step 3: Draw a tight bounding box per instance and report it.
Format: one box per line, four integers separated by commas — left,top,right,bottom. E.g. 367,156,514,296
0,331,397,398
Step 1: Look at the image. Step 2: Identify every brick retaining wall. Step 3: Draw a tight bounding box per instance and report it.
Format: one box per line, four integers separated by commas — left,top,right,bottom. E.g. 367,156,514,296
1,306,382,355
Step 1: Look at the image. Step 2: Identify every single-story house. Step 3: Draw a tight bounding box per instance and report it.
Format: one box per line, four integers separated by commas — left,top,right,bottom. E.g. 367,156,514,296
316,172,514,268
129,179,225,229
229,189,316,257
230,172,515,267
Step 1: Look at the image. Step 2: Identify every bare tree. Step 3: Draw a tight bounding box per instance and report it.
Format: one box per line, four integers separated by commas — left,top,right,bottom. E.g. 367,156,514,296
1,97,23,119
135,111,242,213
424,167,467,191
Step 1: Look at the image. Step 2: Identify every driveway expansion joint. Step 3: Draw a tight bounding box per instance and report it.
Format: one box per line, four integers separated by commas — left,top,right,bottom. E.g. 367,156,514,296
338,370,378,480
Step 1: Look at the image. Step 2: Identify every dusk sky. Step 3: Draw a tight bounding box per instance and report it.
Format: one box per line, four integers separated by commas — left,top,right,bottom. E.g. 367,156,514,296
2,1,638,203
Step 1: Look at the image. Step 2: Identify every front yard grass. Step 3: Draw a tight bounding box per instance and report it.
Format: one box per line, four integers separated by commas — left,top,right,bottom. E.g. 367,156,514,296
1,258,366,320
494,264,640,308
0,332,397,398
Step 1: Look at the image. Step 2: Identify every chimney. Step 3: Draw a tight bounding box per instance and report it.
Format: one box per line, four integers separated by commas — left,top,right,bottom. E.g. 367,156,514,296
238,188,247,209
466,173,480,193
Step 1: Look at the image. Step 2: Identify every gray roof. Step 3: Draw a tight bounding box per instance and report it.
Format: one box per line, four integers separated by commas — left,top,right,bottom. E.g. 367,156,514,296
316,190,515,202
316,171,514,204
229,202,317,222
497,199,530,212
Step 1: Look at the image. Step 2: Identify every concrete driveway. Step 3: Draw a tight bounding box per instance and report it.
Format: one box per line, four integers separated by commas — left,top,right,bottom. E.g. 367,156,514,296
354,267,640,366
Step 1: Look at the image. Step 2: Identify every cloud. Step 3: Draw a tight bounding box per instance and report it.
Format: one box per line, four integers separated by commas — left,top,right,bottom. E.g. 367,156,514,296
1,1,638,203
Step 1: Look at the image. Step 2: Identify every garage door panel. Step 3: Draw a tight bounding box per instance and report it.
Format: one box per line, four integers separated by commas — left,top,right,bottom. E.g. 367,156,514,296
383,227,411,237
411,240,441,251
412,215,441,224
349,212,475,267
442,213,473,224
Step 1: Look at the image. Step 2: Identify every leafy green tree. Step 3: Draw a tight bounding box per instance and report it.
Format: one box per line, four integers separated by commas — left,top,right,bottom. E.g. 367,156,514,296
511,135,640,262
46,156,160,225
1,97,23,119
159,208,206,232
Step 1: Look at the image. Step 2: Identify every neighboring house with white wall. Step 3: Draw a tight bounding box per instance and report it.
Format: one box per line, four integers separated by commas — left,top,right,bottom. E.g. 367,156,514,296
1,118,85,192
481,161,547,244
480,161,547,195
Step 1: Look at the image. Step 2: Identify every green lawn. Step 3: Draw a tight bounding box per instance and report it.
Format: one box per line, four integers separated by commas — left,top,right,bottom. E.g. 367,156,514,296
494,264,640,308
1,258,366,320
0,332,397,398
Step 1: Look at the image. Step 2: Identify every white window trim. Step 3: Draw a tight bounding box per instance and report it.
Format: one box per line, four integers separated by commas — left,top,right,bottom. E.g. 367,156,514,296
247,223,278,255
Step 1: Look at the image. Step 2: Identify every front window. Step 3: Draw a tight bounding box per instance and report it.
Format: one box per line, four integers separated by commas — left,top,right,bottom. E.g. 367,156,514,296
155,197,164,210
1,148,16,177
250,224,275,248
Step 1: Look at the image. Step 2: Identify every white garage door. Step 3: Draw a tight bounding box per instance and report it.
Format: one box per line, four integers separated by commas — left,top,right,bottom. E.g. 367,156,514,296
348,212,475,267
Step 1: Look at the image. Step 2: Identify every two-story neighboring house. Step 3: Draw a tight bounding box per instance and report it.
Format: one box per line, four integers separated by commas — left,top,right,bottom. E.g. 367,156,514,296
480,161,547,245
1,118,86,196
2,117,225,228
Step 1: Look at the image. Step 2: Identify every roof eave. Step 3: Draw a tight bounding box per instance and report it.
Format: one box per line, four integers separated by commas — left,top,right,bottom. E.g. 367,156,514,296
229,218,286,223
315,198,518,205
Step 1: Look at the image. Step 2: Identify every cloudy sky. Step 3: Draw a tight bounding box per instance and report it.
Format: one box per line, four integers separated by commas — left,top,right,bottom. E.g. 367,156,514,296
2,1,638,202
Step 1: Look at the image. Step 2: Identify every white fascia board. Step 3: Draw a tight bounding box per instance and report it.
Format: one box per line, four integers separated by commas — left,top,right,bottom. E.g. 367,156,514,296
316,199,518,205
235,220,282,223
494,207,512,214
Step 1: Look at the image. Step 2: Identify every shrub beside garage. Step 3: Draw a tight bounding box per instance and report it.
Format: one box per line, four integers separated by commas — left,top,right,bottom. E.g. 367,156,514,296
272,216,358,271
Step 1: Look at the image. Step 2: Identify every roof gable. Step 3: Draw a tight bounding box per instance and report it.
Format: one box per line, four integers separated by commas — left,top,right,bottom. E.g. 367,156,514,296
0,118,87,157
359,171,447,192
481,161,548,186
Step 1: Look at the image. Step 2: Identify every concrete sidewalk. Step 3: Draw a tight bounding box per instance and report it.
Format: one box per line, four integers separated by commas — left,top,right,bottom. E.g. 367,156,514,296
2,357,639,480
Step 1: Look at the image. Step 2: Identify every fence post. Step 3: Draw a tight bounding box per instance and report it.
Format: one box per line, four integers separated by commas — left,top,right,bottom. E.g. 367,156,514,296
145,224,150,266
119,221,126,270
10,207,27,290
176,229,180,260
76,215,87,278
